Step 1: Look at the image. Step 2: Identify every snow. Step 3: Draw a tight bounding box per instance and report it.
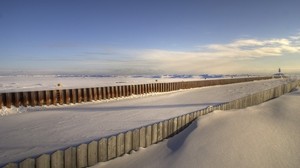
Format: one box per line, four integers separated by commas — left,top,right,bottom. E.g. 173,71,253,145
0,75,223,93
0,78,293,165
93,88,300,168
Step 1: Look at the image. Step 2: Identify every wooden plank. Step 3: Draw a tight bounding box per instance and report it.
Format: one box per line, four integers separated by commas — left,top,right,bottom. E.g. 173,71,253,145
51,150,64,168
98,138,108,162
125,131,132,153
132,129,140,151
107,136,117,160
36,154,50,168
19,158,35,168
117,133,125,156
88,141,98,167
64,147,77,168
77,144,88,168
139,127,146,148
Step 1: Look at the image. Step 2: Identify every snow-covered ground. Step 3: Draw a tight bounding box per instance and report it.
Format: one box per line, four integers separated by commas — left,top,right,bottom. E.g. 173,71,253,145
0,75,226,93
93,87,300,168
0,79,290,165
0,74,266,93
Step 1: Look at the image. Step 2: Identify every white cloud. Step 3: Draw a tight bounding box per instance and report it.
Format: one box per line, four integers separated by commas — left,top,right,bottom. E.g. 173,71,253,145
132,34,300,74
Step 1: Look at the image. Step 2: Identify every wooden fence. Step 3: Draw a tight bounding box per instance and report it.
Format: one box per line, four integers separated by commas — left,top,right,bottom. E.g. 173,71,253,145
0,77,271,109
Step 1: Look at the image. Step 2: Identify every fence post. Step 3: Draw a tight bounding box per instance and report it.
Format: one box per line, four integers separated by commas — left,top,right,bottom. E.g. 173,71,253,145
64,89,70,104
3,163,18,168
122,85,126,97
145,125,152,147
77,89,82,103
4,93,12,108
132,129,140,151
45,90,50,106
163,120,168,139
19,158,35,168
117,133,125,157
30,91,37,107
88,141,98,167
98,138,108,162
93,88,98,100
152,123,158,144
87,88,93,101
37,91,44,106
64,147,76,168
52,90,57,105
0,93,2,109
157,122,163,142
125,131,132,153
51,150,64,168
139,127,146,148
36,154,50,168
77,144,88,168
106,87,111,99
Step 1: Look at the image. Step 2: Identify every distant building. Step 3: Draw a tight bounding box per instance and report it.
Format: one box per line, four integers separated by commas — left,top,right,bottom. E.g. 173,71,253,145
273,68,286,78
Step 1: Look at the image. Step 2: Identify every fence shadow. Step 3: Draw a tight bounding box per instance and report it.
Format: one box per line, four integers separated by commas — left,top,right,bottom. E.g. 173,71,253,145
32,103,223,113
167,120,198,153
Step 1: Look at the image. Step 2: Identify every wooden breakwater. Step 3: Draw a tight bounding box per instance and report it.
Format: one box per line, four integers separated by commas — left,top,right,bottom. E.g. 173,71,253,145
0,77,271,109
1,79,299,168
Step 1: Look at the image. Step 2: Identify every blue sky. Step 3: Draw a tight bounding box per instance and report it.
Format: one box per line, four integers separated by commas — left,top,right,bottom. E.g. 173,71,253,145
1,0,300,75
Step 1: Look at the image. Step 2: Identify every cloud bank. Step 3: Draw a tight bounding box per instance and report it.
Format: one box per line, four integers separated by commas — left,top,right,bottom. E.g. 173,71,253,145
133,33,300,74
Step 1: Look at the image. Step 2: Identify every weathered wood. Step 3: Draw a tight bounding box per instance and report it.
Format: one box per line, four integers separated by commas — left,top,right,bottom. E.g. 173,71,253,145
107,136,117,160
12,92,20,107
77,144,88,168
145,125,152,147
4,93,12,108
82,88,87,102
52,90,57,105
122,86,126,97
110,86,115,98
139,127,146,148
117,133,125,156
132,129,140,151
57,90,63,105
125,131,132,153
64,147,77,168
87,88,93,101
3,163,18,168
152,123,158,144
36,154,50,168
98,138,108,162
51,150,64,168
106,87,110,99
29,91,37,107
157,122,163,142
0,94,2,109
22,92,29,107
88,141,98,167
163,120,168,139
38,91,44,106
45,90,51,106
64,89,70,104
71,89,77,104
93,87,98,100
97,87,102,100
77,89,82,103
19,158,35,168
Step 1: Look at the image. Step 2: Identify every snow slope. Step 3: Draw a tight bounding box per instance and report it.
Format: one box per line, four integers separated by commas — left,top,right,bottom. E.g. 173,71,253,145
0,79,290,165
93,88,300,168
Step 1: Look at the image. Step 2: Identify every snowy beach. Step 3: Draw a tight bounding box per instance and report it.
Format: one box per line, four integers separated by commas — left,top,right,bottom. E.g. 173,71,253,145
0,78,292,166
93,87,300,168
